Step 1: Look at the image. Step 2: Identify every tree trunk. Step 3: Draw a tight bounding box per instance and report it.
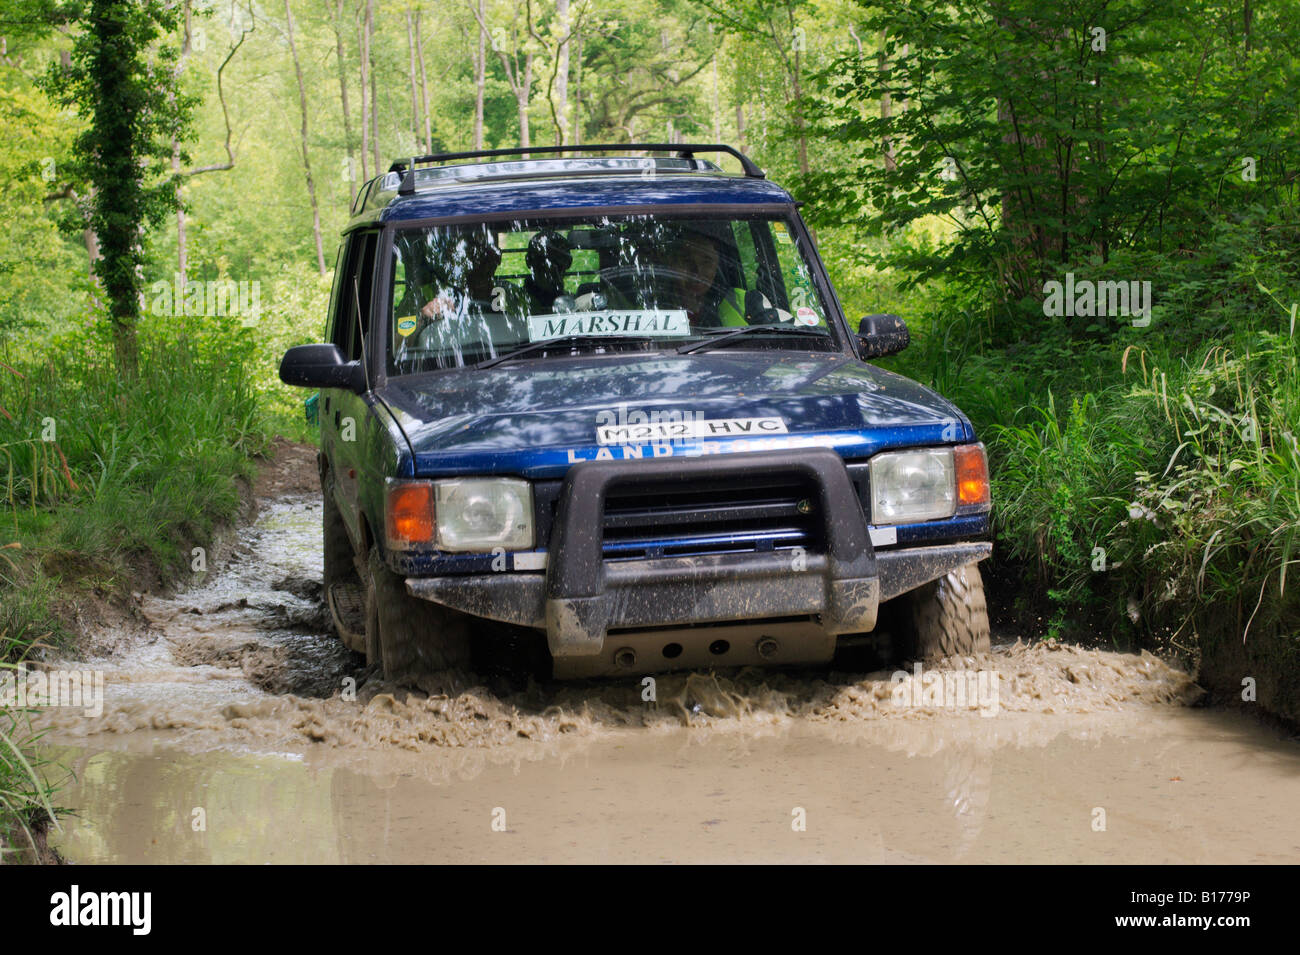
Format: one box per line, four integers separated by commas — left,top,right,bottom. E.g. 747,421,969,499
406,8,419,140
791,47,808,174
88,0,140,377
711,53,720,141
82,214,100,276
517,55,532,148
284,0,326,275
415,9,432,153
368,0,380,173
570,25,582,145
331,0,356,196
474,0,486,149
553,0,570,145
358,11,370,181
172,0,192,286
878,30,895,172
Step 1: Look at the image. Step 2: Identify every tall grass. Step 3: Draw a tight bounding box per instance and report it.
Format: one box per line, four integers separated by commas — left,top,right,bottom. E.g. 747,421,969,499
951,293,1300,647
0,660,62,862
884,213,1300,660
1120,324,1300,642
0,328,269,603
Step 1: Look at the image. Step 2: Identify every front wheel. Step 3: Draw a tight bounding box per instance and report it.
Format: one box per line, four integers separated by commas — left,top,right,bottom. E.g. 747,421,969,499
899,563,991,661
364,547,473,681
322,480,366,655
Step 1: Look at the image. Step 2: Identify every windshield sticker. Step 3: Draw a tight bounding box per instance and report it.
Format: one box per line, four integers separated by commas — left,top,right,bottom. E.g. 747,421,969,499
795,307,820,326
396,315,418,337
528,309,689,341
597,415,788,446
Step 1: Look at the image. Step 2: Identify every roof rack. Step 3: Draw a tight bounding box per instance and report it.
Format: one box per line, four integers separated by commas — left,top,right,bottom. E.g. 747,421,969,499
388,143,765,195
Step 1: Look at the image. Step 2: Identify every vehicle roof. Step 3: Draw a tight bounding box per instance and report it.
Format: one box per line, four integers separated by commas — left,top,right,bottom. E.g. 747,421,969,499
347,172,796,230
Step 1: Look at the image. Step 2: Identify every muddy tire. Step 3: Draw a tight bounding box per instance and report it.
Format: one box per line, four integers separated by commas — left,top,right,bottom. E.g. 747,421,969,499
322,482,353,588
364,547,472,681
322,483,367,655
900,563,991,661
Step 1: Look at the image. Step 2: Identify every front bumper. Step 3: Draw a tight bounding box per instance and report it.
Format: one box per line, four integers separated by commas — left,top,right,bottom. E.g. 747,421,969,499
404,448,991,672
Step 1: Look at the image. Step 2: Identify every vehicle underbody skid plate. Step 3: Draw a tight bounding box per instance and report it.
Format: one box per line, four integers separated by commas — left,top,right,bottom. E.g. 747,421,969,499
408,540,990,650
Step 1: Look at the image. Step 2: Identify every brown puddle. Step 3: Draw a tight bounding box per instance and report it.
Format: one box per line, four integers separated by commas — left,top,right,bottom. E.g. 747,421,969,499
42,709,1300,864
27,499,1300,863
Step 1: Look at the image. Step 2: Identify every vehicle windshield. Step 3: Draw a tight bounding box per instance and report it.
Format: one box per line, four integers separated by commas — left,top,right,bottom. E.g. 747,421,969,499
385,212,840,374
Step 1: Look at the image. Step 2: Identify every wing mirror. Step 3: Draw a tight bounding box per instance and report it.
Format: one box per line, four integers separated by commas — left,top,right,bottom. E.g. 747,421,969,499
279,344,367,393
857,313,910,359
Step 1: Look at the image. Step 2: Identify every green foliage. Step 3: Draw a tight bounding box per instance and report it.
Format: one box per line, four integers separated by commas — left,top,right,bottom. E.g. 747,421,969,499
37,0,196,375
945,249,1300,647
808,0,1300,340
0,667,62,862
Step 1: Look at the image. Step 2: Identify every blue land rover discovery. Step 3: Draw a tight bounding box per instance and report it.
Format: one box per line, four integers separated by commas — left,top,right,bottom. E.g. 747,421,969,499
280,144,993,681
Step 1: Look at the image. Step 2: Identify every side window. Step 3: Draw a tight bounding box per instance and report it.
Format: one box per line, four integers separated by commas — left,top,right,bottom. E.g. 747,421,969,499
759,220,823,323
332,232,379,362
323,243,346,345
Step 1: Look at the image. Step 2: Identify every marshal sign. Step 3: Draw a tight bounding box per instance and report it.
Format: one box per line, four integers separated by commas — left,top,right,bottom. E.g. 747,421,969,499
528,309,690,340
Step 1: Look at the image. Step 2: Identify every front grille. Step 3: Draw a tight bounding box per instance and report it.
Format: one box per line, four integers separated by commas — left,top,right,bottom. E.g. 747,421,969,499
531,460,871,562
600,473,823,560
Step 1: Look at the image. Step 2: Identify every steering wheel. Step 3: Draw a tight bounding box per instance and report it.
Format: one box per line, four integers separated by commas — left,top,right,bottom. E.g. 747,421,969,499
596,264,699,310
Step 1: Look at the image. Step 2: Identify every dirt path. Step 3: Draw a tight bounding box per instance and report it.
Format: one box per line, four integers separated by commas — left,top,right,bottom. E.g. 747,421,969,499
29,448,1300,863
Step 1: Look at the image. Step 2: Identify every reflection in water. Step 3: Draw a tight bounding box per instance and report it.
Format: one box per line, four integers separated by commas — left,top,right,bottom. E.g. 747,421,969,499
46,708,1300,864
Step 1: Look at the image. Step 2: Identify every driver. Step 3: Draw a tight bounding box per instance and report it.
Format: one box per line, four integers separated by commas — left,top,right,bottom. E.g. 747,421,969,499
661,228,774,327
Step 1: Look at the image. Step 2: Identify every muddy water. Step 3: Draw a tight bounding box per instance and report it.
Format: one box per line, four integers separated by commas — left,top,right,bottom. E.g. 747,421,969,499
31,499,1300,864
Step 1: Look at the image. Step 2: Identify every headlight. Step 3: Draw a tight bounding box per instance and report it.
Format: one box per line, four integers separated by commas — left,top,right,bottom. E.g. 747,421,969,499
385,478,534,551
869,448,956,524
433,478,533,551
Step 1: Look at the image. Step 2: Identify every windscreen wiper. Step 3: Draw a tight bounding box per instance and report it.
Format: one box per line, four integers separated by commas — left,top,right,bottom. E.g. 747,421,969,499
475,334,660,369
676,324,829,355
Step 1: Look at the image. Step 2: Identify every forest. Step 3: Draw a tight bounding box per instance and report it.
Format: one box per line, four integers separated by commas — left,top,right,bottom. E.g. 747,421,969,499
0,0,1298,853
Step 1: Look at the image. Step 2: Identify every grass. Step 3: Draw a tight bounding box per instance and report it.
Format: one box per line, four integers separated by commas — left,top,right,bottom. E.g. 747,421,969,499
0,332,268,610
0,660,63,861
0,313,298,860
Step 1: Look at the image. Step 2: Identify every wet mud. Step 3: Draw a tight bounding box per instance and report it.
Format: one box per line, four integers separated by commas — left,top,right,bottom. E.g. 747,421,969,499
29,497,1300,863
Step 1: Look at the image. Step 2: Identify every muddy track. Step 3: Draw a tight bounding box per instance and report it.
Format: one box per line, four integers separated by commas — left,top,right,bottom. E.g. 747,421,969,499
31,495,1209,751
28,480,1300,863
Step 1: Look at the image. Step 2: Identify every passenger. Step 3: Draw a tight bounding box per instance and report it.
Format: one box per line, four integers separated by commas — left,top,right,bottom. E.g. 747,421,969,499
418,229,508,322
523,229,573,313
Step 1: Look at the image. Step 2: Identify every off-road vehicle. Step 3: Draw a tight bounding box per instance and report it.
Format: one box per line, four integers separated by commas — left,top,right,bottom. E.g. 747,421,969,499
280,143,992,680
